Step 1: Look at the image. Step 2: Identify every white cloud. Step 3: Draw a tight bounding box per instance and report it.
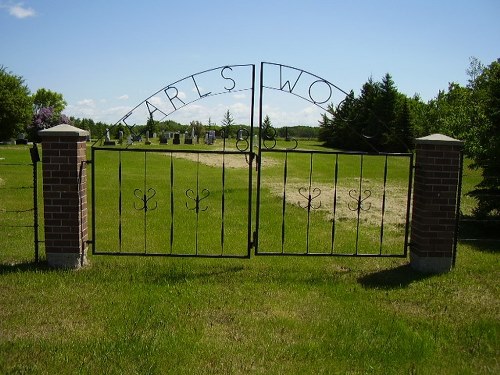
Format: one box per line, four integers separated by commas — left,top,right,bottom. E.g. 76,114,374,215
233,93,246,99
117,94,129,100
77,99,96,107
3,3,36,18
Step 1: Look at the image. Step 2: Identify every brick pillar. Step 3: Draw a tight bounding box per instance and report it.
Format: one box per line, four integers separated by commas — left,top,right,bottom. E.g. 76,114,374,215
410,134,464,273
39,124,89,268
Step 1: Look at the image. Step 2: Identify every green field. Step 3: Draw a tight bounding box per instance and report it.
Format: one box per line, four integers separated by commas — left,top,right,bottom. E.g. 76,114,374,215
0,143,498,374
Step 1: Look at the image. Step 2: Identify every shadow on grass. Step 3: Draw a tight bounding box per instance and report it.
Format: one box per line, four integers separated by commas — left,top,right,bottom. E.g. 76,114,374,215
152,265,246,285
458,217,500,252
458,239,500,253
358,264,433,290
0,260,51,275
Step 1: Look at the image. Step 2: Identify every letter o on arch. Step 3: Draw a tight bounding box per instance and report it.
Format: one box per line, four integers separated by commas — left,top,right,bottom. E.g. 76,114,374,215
308,79,332,105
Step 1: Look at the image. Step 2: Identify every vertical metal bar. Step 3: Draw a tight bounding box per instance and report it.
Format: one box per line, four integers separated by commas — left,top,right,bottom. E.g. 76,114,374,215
280,151,288,253
118,150,122,252
32,155,39,263
379,155,389,255
195,153,201,255
246,64,255,257
221,139,226,254
305,153,314,254
91,146,96,255
143,151,147,253
169,152,174,254
330,154,338,254
452,150,464,267
403,153,414,257
254,62,264,254
354,154,364,254
78,160,86,267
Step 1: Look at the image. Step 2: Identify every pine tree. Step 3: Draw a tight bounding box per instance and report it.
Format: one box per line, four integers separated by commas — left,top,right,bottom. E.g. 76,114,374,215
221,110,234,138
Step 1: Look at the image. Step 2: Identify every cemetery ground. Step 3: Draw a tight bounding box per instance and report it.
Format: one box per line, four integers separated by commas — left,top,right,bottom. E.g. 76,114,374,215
0,143,498,374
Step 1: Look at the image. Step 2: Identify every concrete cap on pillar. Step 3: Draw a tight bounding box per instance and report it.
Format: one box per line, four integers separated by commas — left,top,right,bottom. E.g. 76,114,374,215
415,133,464,146
38,123,89,137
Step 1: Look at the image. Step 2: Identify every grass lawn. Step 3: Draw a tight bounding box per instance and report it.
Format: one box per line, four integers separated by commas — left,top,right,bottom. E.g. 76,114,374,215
0,143,498,374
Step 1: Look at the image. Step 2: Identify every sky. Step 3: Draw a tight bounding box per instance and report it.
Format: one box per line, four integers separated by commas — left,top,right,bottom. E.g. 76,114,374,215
1,0,499,128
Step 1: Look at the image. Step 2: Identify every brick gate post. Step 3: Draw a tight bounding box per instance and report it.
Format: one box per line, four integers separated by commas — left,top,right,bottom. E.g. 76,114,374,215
410,134,464,273
39,124,89,268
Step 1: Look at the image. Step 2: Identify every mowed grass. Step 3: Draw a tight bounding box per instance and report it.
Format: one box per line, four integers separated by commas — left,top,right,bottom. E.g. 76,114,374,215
0,143,499,374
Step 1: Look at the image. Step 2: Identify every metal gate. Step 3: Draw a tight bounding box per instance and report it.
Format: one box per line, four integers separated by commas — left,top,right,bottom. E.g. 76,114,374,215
90,63,413,258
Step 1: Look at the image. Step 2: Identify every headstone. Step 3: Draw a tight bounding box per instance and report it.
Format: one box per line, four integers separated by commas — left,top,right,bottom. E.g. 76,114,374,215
16,133,28,145
184,131,193,145
159,132,168,144
173,133,180,145
205,130,216,145
104,128,115,145
145,130,151,145
118,130,124,144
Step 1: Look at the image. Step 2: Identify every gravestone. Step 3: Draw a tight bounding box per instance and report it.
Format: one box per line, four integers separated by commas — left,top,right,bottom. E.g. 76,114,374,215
184,130,193,145
16,133,28,145
173,133,180,145
205,130,216,145
159,132,169,144
237,129,244,141
104,128,115,145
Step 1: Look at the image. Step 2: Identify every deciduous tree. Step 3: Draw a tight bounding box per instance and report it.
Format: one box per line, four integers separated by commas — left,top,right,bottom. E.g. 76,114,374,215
32,88,66,115
467,59,500,217
0,66,33,140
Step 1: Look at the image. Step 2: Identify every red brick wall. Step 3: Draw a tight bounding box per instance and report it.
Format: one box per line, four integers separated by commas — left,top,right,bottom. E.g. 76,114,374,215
41,135,87,259
411,142,463,261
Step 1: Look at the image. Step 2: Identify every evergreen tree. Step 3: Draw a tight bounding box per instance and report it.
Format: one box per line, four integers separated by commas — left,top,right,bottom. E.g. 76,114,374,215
145,114,158,135
262,114,273,137
319,91,360,149
221,110,235,138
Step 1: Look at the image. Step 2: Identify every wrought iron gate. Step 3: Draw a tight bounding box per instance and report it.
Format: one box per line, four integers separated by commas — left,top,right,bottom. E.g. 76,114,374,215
90,63,413,258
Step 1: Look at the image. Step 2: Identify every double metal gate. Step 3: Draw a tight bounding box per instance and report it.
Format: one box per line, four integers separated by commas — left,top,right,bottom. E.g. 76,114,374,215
91,63,413,258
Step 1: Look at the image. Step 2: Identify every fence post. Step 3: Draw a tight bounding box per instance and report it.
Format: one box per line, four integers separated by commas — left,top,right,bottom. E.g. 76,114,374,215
410,134,464,273
39,124,89,268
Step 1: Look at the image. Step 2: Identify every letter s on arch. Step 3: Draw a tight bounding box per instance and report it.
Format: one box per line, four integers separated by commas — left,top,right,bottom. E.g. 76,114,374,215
221,66,236,91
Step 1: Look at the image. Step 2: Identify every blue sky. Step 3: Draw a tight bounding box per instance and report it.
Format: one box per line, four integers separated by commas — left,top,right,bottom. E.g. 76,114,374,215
1,0,499,127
